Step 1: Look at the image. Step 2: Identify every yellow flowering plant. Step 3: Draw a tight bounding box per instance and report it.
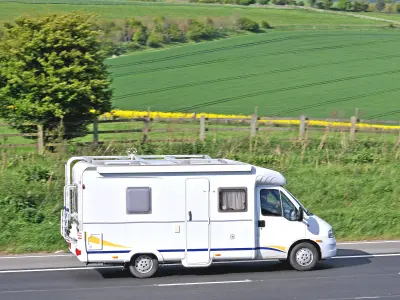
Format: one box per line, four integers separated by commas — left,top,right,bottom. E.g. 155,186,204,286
98,109,400,131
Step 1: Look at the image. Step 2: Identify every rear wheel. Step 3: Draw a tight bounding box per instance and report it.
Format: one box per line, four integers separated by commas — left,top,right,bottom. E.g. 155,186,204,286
129,254,159,278
289,242,318,271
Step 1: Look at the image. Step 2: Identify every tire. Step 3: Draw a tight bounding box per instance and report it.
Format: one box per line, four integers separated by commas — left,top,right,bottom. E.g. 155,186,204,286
129,254,159,278
289,242,318,271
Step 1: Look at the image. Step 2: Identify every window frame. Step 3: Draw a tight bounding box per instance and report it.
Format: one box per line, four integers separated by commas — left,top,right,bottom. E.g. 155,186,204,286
259,187,301,220
217,187,248,213
260,188,283,217
125,186,152,215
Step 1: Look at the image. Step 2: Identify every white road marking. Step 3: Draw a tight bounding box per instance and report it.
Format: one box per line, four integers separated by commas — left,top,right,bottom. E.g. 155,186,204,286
0,254,71,259
320,295,400,300
0,266,122,274
155,279,252,287
337,241,400,245
332,253,400,259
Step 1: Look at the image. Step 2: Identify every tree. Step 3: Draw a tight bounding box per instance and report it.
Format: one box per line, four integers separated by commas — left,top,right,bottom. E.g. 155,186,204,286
0,13,112,142
337,0,352,10
323,0,333,10
375,0,386,11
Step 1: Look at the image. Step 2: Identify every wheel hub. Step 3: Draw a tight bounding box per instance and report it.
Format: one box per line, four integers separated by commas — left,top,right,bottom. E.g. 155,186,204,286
295,248,314,267
134,255,153,274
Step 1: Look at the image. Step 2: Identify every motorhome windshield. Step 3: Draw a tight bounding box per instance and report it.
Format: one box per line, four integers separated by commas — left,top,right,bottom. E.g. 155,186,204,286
284,188,313,216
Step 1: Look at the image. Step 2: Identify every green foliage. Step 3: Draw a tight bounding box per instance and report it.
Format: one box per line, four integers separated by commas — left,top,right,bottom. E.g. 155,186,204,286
309,0,317,6
353,0,369,12
316,1,325,9
21,165,52,183
165,23,185,43
147,29,165,47
0,13,112,142
272,0,289,5
186,19,215,42
132,25,148,45
237,0,256,5
298,1,305,5
261,20,272,29
376,0,386,11
323,0,333,10
337,0,352,10
257,0,271,4
236,17,260,32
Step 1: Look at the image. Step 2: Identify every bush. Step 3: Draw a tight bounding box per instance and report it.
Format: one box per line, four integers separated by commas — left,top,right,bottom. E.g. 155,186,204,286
165,23,185,43
133,26,148,45
323,0,333,9
375,0,385,11
316,1,325,9
186,19,215,42
147,30,165,47
236,17,260,32
257,0,270,4
298,0,304,5
272,0,288,4
261,20,273,29
238,0,256,5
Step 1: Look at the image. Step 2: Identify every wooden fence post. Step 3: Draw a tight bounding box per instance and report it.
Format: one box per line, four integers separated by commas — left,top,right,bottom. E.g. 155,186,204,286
299,115,306,139
37,125,44,155
350,116,357,142
93,117,99,145
200,115,206,141
251,114,258,137
142,109,151,143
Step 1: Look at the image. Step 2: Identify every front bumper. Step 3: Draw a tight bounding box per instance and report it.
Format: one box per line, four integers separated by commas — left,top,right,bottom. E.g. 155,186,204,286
319,238,337,259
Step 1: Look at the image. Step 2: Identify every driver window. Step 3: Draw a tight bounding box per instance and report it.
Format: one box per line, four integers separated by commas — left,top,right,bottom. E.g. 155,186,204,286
260,189,282,217
281,192,297,221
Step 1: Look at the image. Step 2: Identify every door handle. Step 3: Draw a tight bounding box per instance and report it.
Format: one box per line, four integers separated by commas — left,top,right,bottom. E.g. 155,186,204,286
188,211,192,221
258,220,265,227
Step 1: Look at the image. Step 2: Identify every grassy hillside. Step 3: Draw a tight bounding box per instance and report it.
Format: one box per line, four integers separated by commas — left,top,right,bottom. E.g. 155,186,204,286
108,30,400,120
0,1,389,29
0,135,399,253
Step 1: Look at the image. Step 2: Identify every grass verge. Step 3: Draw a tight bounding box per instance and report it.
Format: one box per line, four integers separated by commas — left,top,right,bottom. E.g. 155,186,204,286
0,133,399,253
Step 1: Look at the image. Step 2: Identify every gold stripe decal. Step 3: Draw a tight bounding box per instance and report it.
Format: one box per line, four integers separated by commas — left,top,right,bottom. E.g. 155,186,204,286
87,235,130,249
268,245,286,252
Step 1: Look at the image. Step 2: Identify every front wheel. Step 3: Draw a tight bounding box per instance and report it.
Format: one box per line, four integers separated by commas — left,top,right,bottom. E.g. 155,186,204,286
289,242,318,271
129,254,159,278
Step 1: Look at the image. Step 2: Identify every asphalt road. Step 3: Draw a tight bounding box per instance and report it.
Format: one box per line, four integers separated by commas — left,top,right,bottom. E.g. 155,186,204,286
1,241,400,300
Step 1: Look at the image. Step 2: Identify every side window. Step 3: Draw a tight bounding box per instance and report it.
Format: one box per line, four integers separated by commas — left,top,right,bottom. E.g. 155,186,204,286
219,188,247,212
260,189,282,216
126,187,152,214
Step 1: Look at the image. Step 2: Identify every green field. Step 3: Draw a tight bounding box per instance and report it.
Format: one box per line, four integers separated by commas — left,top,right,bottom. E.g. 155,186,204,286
0,1,389,28
108,30,400,120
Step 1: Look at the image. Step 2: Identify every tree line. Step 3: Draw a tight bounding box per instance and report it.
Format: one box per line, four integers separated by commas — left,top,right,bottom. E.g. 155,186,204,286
188,0,400,13
99,16,272,56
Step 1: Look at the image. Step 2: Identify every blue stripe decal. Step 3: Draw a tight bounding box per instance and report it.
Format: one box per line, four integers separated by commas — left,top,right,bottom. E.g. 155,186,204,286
87,247,285,254
87,250,130,254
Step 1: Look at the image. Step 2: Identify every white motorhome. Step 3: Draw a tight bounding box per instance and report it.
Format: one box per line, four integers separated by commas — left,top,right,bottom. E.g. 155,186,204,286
61,154,336,278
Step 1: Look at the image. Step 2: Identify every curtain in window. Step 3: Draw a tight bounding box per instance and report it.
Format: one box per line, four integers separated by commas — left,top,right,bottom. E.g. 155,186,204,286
221,190,246,210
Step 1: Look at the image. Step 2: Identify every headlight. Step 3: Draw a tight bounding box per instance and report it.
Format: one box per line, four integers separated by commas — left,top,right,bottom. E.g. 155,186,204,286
328,229,334,238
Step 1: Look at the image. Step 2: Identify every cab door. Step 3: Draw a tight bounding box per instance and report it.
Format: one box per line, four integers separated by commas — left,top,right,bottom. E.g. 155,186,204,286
256,186,306,259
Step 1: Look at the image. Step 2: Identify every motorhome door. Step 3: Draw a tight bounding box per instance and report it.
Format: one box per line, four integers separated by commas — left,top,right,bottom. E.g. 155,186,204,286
182,178,211,267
